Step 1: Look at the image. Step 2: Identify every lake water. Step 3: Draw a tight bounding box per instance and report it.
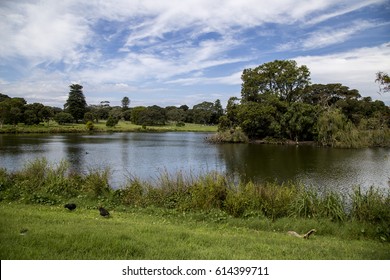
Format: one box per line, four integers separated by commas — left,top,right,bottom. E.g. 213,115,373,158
0,132,389,193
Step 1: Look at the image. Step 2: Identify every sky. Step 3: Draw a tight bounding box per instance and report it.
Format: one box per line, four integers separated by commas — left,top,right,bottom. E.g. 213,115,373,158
0,0,389,108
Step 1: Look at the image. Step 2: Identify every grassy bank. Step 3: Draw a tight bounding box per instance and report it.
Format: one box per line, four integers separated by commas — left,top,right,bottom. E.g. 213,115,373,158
1,203,389,260
1,158,389,254
0,121,218,134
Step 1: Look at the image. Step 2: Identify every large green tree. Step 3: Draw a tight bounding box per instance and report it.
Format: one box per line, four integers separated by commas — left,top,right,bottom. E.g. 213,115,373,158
241,60,310,103
64,84,87,122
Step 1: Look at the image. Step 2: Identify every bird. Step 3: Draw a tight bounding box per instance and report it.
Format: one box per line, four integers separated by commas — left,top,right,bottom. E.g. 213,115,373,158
288,229,316,239
64,203,77,211
20,228,28,235
98,206,110,218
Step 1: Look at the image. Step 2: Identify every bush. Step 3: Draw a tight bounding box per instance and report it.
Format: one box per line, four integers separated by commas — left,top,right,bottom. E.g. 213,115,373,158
106,116,119,127
54,112,74,125
86,121,94,131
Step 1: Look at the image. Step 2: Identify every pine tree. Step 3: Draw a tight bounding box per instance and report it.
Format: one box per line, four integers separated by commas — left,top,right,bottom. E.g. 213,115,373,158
64,84,87,122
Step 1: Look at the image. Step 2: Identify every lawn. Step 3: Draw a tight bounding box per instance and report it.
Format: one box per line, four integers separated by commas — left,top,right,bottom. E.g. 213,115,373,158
1,203,388,260
0,121,218,134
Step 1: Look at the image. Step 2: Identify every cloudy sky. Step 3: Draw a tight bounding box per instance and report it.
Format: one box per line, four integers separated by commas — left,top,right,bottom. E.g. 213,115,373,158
1,0,389,108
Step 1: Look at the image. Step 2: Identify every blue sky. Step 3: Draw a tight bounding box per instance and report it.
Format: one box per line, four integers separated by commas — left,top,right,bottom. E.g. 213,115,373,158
1,0,389,108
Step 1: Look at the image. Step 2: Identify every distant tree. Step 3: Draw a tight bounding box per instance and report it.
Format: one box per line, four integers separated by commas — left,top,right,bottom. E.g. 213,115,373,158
0,97,26,126
166,107,186,123
121,96,130,109
0,93,11,103
302,83,361,107
375,71,390,94
54,112,74,125
64,84,87,122
109,107,123,120
131,106,146,124
193,101,214,124
241,60,310,103
282,102,319,141
106,116,119,127
40,106,54,124
123,109,132,121
137,105,167,126
179,105,189,111
84,112,95,123
24,103,46,125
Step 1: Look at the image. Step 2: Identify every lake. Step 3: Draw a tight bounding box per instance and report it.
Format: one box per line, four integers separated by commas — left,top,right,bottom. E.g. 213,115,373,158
0,132,389,193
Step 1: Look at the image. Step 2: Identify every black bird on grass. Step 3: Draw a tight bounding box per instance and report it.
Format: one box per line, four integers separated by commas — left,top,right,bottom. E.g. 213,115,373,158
98,206,110,218
64,203,77,211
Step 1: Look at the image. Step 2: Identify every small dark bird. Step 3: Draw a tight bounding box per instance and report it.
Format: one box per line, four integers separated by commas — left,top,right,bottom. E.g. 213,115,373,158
98,206,110,217
64,203,77,211
20,228,28,235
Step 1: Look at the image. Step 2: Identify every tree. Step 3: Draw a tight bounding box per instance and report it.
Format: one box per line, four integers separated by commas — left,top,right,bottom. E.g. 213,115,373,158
225,97,240,129
237,96,287,139
0,97,26,126
192,100,223,125
375,71,390,94
241,60,310,103
64,84,87,122
137,105,166,126
302,83,361,108
192,101,215,124
54,112,74,124
131,106,146,124
121,96,130,109
282,102,319,141
106,116,119,127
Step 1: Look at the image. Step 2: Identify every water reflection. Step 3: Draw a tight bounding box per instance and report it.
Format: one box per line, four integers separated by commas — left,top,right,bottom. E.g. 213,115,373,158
0,133,389,192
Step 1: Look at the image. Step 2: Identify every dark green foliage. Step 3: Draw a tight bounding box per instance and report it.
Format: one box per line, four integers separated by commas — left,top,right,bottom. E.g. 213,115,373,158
136,105,167,126
106,116,119,127
64,84,87,122
213,60,390,146
54,112,74,125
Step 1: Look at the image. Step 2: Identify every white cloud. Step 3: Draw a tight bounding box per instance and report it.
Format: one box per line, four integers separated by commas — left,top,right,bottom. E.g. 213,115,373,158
278,20,382,51
1,0,388,106
0,0,89,65
294,43,390,100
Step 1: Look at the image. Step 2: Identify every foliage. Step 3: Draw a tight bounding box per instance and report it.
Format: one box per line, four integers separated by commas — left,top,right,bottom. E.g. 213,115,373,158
85,121,94,131
375,71,390,94
106,115,119,127
1,158,389,244
207,128,248,143
241,60,310,103
137,105,167,126
121,96,130,109
64,84,87,122
53,112,74,125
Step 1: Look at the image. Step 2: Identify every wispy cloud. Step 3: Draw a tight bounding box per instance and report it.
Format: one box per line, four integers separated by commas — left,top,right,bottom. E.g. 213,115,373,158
278,20,382,51
0,0,389,107
295,42,390,98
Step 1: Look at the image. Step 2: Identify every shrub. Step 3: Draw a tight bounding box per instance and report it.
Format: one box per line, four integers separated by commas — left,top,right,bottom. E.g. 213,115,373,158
86,121,94,131
54,112,74,124
106,116,119,127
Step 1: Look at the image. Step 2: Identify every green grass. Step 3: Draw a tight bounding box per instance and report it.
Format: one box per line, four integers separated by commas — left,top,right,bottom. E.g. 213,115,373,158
0,121,217,134
0,203,389,260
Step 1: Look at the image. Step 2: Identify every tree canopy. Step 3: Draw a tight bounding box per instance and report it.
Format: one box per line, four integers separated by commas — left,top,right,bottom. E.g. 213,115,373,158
241,60,310,103
64,84,87,122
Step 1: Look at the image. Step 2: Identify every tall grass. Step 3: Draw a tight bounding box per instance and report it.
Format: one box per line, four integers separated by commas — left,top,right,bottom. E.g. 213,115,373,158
0,158,389,241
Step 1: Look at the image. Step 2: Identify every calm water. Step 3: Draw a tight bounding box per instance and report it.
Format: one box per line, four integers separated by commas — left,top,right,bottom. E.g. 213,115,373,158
0,132,389,192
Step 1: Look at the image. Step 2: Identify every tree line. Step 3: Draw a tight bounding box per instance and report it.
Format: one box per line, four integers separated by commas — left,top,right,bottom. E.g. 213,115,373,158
216,60,390,147
1,59,389,147
0,84,224,128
